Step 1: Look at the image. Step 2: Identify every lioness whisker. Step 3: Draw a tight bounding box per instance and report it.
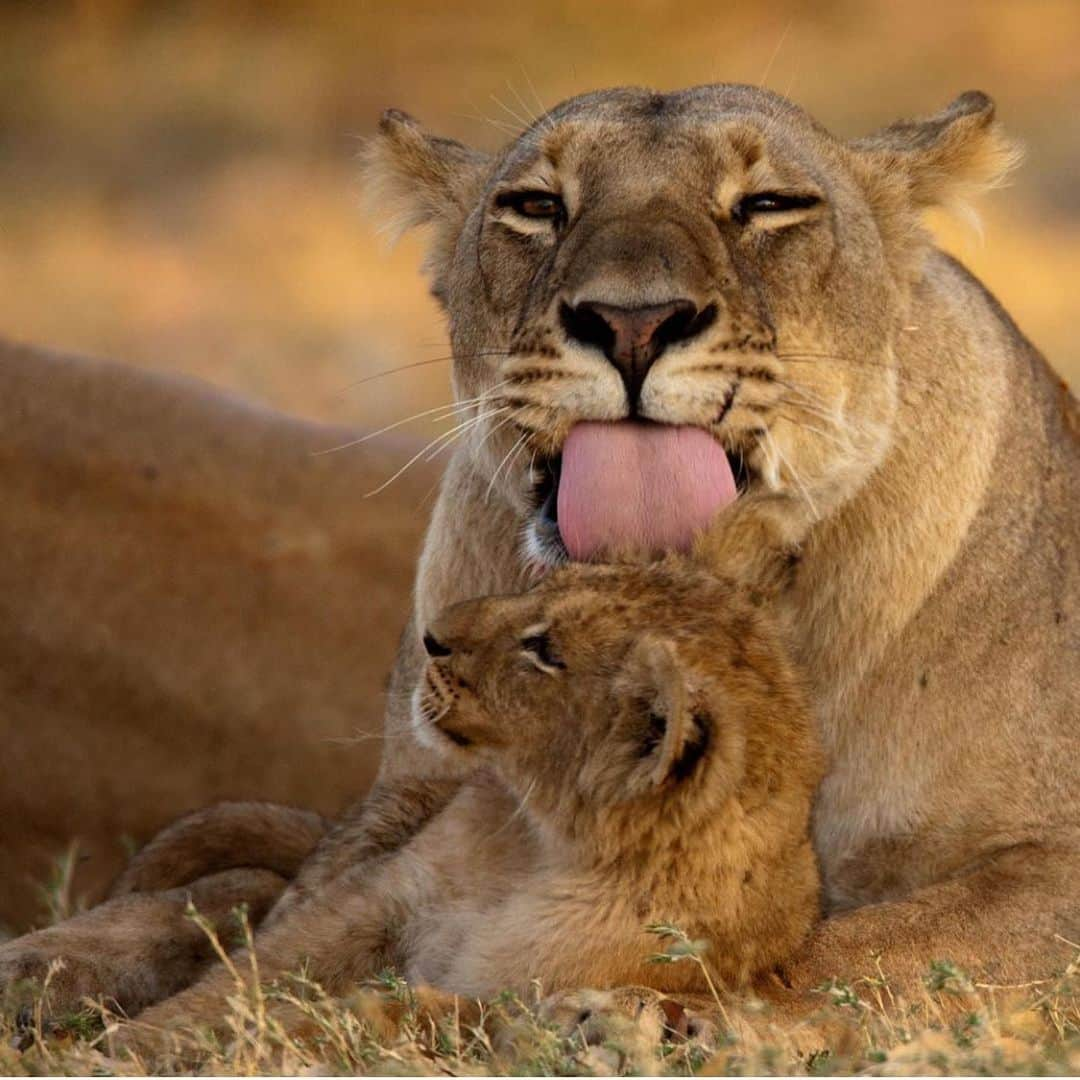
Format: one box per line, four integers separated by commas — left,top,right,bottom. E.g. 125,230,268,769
474,405,529,454
485,431,531,503
455,109,521,138
314,385,512,457
485,777,538,843
423,407,513,463
489,91,534,133
777,351,945,391
772,410,852,451
362,407,512,498
760,428,820,520
517,66,553,133
482,418,531,502
505,79,542,129
775,389,874,444
336,351,514,392
772,377,889,444
321,732,410,746
427,397,524,463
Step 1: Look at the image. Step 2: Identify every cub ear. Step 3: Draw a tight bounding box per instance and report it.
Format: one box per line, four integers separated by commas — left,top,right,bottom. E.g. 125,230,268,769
361,109,491,243
852,91,1022,211
620,637,709,789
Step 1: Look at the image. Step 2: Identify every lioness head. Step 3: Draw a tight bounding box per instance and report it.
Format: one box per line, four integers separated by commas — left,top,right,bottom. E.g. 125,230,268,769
366,85,1018,568
413,561,813,839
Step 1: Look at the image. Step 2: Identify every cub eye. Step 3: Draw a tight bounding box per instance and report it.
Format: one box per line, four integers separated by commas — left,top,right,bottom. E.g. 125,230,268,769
521,631,565,672
496,190,566,222
733,192,821,224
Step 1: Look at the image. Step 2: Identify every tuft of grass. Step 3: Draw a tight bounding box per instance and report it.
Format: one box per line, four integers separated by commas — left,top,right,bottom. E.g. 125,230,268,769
36,841,86,928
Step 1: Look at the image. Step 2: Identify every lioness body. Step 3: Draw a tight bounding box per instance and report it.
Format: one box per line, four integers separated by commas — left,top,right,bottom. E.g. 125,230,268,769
0,339,432,932
300,85,1079,997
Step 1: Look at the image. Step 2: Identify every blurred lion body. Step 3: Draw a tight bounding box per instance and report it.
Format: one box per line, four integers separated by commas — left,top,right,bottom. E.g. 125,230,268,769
0,338,433,933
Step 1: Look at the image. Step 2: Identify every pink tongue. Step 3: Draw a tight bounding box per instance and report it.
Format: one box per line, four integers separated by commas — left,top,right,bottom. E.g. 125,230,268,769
557,422,737,561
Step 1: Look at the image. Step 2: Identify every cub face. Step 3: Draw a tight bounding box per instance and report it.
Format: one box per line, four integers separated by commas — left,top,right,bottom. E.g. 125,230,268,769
413,561,806,832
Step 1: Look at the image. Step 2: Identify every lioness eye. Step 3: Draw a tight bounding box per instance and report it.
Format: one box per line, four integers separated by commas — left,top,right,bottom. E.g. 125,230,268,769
496,190,565,221
521,632,566,671
733,192,820,223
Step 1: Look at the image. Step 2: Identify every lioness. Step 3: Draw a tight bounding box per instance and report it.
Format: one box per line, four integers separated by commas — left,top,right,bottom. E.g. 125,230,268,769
285,83,1077,1006
93,559,819,1049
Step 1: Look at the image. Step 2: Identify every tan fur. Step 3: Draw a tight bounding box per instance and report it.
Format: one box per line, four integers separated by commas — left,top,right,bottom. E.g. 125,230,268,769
0,868,284,1018
106,561,820,1050
0,338,432,933
298,85,1078,1005
0,803,326,1019
109,803,329,896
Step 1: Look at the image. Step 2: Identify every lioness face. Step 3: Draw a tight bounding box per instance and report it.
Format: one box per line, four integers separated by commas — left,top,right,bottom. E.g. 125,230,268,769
412,562,798,829
368,87,1014,568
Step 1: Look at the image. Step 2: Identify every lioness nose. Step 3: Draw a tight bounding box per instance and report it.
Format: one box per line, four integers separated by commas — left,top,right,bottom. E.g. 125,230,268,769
560,299,714,410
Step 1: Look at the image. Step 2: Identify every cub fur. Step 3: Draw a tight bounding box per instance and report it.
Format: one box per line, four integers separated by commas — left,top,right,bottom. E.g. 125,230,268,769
0,803,327,1018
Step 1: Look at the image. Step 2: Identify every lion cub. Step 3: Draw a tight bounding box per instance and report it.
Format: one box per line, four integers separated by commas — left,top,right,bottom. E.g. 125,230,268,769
401,559,822,997
123,558,821,1045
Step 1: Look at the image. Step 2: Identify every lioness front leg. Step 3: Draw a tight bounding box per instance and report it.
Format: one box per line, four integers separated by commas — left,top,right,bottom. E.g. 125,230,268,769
266,773,461,923
262,620,465,924
762,843,1079,1023
0,868,284,1021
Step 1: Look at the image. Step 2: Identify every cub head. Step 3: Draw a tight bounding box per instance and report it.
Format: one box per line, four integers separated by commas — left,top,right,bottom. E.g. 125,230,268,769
413,561,813,845
366,86,1019,568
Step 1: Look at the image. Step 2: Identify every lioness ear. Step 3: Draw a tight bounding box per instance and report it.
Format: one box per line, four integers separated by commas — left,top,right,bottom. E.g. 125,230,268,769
622,637,708,789
852,91,1021,211
361,109,491,244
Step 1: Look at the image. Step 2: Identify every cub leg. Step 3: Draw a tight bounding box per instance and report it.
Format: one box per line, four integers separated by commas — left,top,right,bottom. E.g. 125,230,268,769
113,867,418,1053
0,868,284,1021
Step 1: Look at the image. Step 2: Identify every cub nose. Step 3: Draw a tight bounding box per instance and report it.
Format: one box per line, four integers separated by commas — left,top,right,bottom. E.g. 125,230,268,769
422,631,452,658
560,299,715,410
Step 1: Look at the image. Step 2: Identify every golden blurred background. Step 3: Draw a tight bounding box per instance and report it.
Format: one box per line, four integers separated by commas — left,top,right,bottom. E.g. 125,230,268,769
1,0,1077,436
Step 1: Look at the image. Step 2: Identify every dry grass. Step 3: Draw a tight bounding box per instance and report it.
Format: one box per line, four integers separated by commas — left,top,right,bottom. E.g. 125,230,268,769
2,961,1077,1075
1,905,1078,1076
